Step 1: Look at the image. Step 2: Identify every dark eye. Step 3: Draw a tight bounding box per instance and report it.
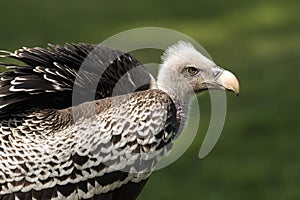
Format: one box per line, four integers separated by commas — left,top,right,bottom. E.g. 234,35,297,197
186,66,199,76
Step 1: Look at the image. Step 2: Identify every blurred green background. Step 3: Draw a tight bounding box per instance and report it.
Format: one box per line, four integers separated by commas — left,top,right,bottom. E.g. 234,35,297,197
1,0,299,199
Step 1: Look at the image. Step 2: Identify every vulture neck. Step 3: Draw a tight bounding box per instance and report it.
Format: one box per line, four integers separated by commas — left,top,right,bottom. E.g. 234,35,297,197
156,78,191,134
159,85,190,126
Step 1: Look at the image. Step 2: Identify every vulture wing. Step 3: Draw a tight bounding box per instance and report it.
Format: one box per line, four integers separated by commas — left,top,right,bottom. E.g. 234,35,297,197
0,44,175,200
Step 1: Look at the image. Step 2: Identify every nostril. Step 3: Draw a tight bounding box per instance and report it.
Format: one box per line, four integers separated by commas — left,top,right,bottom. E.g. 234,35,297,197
212,66,224,79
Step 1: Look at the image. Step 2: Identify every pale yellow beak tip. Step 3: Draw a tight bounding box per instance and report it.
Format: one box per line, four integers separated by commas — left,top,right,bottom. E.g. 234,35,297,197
218,70,240,95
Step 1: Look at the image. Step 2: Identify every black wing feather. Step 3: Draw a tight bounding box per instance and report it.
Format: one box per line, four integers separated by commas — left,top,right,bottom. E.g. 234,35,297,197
0,43,152,117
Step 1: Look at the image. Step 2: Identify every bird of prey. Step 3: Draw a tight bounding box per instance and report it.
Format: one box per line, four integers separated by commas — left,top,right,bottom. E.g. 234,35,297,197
0,41,239,200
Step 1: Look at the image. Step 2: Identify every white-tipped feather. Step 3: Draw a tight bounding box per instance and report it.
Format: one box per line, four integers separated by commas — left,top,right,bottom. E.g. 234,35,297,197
0,50,11,57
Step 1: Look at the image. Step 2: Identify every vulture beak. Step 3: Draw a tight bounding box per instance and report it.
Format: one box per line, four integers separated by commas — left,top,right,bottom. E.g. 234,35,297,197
212,67,240,96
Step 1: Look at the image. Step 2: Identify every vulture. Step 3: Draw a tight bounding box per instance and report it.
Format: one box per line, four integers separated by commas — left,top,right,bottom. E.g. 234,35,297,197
0,41,239,200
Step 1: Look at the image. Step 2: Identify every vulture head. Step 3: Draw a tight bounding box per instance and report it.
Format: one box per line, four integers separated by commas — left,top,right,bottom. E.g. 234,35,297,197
157,41,240,101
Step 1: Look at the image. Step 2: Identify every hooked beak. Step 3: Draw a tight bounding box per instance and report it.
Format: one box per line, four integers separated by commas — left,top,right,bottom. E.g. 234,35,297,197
215,69,240,96
203,67,240,96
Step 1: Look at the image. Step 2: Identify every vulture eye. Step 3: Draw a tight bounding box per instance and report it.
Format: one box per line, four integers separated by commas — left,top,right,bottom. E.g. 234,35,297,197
186,66,199,76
